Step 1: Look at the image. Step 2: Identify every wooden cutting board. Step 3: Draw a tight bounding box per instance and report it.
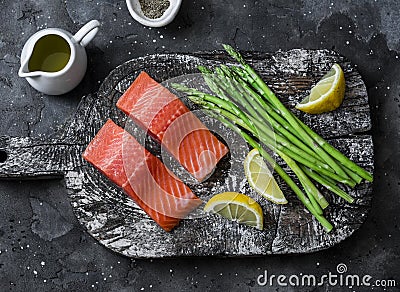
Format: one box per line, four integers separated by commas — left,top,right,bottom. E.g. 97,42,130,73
0,50,374,257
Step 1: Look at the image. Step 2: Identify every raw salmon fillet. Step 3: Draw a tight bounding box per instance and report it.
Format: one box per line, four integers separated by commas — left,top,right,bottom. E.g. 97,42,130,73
82,120,202,232
116,71,229,182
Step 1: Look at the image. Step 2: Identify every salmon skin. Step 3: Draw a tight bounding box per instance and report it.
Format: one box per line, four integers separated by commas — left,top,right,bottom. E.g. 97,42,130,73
116,71,229,182
82,120,202,232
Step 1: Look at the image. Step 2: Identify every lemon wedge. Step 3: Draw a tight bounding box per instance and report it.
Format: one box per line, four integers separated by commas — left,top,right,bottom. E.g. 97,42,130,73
244,149,287,204
204,192,264,230
295,63,345,114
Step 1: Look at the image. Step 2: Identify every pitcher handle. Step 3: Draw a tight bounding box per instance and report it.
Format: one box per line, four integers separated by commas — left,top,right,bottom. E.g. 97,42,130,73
72,20,100,47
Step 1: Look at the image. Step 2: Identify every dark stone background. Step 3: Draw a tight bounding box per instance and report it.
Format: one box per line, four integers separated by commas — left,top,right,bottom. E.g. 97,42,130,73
0,0,399,291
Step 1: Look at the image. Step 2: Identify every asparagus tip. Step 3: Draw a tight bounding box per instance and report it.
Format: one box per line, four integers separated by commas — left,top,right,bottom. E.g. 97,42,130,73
186,94,206,106
222,44,245,64
197,65,212,74
170,82,184,90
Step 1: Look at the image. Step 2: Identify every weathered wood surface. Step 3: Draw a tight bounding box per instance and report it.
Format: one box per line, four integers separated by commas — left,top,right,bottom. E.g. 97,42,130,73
0,50,374,257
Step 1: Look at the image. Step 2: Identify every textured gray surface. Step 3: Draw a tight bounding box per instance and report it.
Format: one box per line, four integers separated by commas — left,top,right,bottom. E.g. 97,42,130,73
0,0,399,291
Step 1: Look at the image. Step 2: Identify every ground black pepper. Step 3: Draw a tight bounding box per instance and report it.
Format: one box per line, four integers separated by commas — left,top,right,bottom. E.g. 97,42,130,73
139,0,170,19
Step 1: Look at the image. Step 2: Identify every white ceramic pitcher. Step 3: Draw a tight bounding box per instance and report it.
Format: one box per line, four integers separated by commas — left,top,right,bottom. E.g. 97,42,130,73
18,20,100,95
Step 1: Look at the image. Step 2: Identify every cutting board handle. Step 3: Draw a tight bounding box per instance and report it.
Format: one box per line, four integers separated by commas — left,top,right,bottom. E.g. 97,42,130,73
0,136,71,179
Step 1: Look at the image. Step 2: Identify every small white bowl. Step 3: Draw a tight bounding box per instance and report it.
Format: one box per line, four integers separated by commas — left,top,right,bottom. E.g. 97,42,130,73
126,0,182,27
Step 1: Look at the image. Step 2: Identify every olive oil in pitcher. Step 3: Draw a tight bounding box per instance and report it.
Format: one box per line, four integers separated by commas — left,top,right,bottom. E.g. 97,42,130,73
18,19,100,95
28,34,71,73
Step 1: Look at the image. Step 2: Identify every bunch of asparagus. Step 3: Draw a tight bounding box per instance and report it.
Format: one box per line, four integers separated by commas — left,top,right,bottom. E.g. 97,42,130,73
172,45,373,232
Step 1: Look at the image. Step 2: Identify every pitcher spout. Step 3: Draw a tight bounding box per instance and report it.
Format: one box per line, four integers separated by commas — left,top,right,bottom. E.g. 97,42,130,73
18,58,42,78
